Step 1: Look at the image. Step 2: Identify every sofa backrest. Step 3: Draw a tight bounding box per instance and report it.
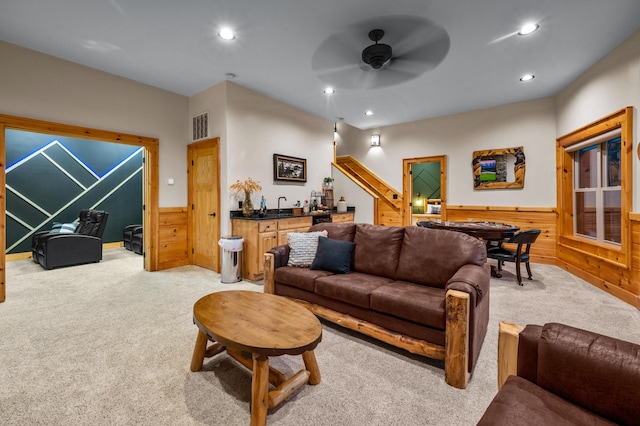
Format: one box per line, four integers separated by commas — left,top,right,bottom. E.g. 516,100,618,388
529,323,640,425
396,227,486,288
309,222,356,242
352,224,405,279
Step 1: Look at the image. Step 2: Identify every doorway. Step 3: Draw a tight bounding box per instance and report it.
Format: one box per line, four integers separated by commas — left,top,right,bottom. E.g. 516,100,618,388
403,155,447,226
0,114,159,303
187,138,221,272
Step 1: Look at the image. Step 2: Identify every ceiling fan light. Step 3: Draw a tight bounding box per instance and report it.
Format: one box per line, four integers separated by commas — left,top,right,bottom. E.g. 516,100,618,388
362,43,392,69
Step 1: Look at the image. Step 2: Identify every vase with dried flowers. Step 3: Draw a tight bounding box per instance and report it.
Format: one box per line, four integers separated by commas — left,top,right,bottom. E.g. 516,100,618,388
230,177,262,217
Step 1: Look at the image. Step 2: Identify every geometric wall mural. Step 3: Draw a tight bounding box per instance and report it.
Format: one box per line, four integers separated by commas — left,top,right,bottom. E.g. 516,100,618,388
5,130,143,254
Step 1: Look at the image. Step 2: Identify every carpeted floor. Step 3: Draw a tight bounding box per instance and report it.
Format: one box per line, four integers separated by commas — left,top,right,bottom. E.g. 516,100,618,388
1,248,639,425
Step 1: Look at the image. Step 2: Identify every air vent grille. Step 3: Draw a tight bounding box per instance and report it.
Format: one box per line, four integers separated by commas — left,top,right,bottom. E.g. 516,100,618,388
192,111,209,141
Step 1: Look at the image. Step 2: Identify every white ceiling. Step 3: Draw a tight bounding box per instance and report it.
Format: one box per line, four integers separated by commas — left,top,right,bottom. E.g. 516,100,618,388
2,0,640,130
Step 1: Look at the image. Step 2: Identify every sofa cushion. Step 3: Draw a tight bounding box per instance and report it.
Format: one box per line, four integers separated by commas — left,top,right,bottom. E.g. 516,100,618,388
352,224,405,279
477,375,615,426
536,323,640,426
274,266,335,292
287,230,328,267
370,281,446,329
310,236,355,274
396,227,486,288
315,272,392,309
309,222,356,242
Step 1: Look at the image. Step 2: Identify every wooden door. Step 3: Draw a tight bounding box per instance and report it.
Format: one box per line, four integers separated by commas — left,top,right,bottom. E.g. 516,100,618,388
188,138,221,271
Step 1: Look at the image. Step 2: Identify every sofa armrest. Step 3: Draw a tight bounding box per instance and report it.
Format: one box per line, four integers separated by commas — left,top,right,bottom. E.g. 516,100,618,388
263,245,290,294
445,263,490,306
268,244,290,269
497,322,525,389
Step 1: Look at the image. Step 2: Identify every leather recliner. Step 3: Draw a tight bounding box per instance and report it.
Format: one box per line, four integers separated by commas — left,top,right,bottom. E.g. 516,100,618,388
123,224,142,251
32,209,109,269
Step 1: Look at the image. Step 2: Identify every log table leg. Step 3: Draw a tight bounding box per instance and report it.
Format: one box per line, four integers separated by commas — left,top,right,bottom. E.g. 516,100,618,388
190,330,208,372
302,350,321,385
251,354,270,426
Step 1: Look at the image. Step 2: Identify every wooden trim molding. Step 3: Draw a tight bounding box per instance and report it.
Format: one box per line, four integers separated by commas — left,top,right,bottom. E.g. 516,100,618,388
0,114,160,302
402,155,447,226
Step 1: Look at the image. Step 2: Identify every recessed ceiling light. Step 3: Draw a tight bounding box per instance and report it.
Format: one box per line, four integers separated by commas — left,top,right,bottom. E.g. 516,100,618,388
365,110,373,116
518,23,539,36
218,28,236,40
324,87,335,94
520,74,535,82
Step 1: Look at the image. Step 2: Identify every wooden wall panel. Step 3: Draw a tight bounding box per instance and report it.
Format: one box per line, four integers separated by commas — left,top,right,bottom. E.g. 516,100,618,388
446,206,557,264
157,207,189,270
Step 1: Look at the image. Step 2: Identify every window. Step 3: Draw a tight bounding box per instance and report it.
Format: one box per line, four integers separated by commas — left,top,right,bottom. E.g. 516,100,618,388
573,135,621,244
556,107,632,268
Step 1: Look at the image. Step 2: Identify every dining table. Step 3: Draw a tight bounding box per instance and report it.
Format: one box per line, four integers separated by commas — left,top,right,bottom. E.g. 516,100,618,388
417,220,520,277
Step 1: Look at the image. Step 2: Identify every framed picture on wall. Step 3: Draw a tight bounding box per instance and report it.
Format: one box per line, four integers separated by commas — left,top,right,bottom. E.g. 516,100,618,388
273,154,307,182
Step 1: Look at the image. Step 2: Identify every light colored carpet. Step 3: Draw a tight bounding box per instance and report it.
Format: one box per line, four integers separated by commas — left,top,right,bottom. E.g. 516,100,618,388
1,248,639,425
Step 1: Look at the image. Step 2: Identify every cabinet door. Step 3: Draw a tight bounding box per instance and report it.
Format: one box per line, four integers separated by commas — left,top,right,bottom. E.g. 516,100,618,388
257,231,278,274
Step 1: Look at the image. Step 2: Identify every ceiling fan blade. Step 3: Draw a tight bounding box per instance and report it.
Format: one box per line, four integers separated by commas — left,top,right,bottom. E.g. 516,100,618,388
359,67,419,90
316,64,366,89
311,33,363,72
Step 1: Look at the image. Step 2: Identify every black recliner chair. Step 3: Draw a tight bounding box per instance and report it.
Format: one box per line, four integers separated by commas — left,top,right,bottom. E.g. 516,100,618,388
32,209,109,269
123,224,143,255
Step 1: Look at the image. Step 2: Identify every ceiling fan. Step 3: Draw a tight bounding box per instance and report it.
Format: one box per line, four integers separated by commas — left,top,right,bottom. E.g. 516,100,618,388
312,16,451,90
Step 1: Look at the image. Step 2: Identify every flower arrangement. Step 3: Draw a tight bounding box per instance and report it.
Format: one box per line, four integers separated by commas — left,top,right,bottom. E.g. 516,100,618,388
230,178,262,217
229,177,262,196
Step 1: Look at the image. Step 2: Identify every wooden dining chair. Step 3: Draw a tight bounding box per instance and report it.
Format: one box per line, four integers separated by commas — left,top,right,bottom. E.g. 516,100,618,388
487,229,541,285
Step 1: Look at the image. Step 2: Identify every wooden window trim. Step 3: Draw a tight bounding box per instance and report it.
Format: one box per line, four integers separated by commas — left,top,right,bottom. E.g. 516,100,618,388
556,107,633,268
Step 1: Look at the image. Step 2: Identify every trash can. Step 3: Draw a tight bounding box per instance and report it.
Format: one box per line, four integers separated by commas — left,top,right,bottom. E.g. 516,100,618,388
218,236,244,283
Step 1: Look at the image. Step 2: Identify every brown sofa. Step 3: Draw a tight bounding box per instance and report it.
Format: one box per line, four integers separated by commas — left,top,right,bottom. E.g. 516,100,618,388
263,222,490,388
478,322,640,425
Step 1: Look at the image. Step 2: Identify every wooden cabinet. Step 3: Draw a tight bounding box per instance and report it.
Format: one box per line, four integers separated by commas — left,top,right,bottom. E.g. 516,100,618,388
331,212,355,223
277,216,313,245
231,216,312,280
231,213,355,281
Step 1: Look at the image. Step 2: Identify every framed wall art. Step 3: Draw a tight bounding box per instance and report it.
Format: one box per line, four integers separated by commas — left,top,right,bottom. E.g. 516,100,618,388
472,146,525,189
273,154,307,183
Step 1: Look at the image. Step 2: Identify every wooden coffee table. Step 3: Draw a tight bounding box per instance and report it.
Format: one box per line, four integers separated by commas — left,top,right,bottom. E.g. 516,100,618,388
190,290,322,426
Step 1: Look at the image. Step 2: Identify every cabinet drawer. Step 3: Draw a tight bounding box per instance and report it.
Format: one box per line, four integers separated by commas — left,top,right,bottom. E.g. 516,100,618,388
278,216,312,230
258,220,277,233
331,213,354,223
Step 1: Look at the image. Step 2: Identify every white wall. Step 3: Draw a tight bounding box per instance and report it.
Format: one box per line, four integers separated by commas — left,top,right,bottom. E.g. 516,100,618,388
555,29,640,210
0,41,189,207
192,82,336,235
337,97,558,207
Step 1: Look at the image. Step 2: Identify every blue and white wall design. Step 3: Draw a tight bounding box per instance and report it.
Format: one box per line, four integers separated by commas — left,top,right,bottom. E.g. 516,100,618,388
5,130,143,254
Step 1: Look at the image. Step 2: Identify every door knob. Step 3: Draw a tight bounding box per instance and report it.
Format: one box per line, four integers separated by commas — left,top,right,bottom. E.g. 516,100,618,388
208,212,216,217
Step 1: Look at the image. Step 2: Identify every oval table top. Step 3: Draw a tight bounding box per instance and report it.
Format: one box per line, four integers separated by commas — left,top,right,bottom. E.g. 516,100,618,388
193,290,322,357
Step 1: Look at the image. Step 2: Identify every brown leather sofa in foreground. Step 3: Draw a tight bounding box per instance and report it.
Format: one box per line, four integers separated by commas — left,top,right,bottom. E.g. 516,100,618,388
264,222,490,389
478,322,640,425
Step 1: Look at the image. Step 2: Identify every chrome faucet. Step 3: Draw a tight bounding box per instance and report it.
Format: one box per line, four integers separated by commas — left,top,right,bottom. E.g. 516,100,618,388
277,196,287,215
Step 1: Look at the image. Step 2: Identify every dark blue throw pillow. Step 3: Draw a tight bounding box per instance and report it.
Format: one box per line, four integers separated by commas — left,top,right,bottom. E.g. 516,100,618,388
310,236,355,274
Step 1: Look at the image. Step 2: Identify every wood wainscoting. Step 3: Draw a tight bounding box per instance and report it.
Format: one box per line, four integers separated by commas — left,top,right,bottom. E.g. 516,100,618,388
445,206,557,264
157,207,189,270
554,213,640,309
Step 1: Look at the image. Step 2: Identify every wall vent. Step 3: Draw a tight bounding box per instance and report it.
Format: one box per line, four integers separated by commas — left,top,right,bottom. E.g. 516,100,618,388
192,111,209,141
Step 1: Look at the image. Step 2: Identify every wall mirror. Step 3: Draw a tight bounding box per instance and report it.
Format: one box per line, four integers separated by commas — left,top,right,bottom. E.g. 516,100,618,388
472,146,525,189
